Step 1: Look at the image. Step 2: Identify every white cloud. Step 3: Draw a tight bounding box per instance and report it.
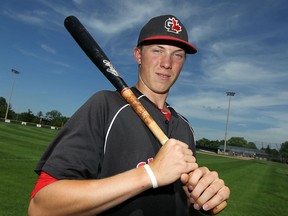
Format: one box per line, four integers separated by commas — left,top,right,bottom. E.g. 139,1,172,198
41,44,56,54
2,10,44,25
203,61,281,86
72,0,84,5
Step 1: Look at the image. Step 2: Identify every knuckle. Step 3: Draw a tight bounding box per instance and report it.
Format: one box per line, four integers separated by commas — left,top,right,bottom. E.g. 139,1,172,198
217,192,226,202
201,166,208,172
197,179,207,189
224,186,231,198
210,171,219,178
207,184,218,195
196,198,206,206
218,179,224,186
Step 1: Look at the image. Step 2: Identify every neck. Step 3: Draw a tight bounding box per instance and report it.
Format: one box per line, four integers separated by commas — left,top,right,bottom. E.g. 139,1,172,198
135,82,168,110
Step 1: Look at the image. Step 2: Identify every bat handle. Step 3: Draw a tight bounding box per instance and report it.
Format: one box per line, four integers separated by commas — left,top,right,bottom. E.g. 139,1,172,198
208,200,227,215
121,88,227,214
121,88,168,145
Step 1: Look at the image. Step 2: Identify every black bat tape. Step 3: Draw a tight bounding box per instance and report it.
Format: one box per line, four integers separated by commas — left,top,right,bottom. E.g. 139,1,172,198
64,15,128,92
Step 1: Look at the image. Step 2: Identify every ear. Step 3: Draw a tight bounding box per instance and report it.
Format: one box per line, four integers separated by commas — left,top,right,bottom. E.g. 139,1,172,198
134,47,142,65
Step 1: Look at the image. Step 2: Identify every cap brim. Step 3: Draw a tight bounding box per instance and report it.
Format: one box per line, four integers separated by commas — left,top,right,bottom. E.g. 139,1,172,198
138,36,197,54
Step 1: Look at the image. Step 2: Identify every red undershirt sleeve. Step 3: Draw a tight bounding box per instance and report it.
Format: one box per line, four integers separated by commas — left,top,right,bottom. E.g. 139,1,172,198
30,171,58,200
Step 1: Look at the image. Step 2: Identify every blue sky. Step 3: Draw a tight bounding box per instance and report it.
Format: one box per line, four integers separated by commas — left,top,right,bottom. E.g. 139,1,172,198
0,0,287,147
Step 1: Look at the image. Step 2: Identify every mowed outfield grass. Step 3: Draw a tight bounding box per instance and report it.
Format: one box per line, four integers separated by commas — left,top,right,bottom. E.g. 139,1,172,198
0,122,58,216
196,153,288,216
1,122,288,216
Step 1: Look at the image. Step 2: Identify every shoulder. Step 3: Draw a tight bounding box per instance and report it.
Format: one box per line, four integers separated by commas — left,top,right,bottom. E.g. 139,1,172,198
68,90,126,120
168,105,194,132
167,105,189,123
177,112,189,124
90,90,121,100
87,90,126,107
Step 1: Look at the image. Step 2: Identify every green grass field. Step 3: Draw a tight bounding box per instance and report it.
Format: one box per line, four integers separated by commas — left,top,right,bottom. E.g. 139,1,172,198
1,122,287,216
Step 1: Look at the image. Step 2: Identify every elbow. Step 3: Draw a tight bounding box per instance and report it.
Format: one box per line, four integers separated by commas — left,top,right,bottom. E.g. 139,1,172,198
28,199,36,216
28,198,42,216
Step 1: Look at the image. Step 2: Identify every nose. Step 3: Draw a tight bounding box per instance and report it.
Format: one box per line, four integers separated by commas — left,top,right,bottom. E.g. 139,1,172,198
160,54,172,69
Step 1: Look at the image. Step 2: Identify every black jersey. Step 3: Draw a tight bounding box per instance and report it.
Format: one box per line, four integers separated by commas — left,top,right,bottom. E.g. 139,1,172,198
35,87,196,216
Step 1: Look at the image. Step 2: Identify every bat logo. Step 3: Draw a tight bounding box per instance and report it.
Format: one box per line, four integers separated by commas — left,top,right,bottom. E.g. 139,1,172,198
103,60,119,76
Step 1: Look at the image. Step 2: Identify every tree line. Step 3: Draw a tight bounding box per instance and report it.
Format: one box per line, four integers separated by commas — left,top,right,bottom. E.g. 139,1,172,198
0,96,69,127
197,137,288,163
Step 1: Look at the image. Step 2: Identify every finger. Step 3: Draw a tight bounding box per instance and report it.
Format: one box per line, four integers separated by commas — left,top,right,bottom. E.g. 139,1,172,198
181,173,191,197
201,186,230,211
186,162,199,175
180,173,189,184
195,178,224,206
188,167,210,188
184,151,195,162
191,171,219,199
173,139,192,150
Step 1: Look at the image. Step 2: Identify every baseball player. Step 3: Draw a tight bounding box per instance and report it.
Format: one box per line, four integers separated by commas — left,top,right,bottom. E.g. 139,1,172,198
28,15,230,216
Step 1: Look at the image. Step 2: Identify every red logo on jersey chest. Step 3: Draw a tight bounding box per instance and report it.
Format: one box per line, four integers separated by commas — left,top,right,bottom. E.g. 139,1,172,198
137,158,154,168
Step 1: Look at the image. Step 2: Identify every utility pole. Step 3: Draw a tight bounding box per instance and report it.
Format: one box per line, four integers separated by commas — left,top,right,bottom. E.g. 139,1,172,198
223,91,235,153
5,69,20,120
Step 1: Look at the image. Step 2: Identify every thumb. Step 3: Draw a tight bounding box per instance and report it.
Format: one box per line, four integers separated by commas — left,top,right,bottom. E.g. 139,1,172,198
180,173,189,185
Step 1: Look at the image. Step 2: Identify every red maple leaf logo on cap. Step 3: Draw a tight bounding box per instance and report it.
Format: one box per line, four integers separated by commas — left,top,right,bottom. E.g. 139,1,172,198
165,17,182,34
171,18,181,32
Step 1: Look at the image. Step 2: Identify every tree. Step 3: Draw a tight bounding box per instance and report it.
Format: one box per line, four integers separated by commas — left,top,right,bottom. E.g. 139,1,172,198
0,96,16,119
279,141,288,163
210,140,224,148
247,141,257,149
0,97,8,118
36,111,44,124
265,145,280,162
45,110,69,127
196,138,210,146
0,97,7,107
227,137,257,149
227,137,247,147
53,116,69,127
46,110,62,122
18,109,35,122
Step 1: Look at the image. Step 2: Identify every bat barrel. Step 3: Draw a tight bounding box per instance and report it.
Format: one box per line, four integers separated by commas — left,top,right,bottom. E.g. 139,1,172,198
64,15,128,92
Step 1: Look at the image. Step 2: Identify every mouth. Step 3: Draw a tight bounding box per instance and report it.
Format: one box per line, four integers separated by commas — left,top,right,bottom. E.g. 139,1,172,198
156,72,171,80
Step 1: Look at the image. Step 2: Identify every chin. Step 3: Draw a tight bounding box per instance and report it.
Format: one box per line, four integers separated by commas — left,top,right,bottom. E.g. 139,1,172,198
154,88,170,94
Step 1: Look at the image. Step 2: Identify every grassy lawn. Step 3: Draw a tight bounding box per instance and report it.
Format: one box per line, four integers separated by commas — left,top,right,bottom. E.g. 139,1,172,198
1,122,287,215
197,153,288,216
0,122,58,216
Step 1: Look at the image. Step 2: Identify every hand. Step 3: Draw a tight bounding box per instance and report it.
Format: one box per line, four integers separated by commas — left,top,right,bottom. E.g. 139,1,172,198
149,139,198,187
181,167,230,212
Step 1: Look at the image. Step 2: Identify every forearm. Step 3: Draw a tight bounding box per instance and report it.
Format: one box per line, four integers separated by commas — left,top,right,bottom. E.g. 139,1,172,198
28,167,151,216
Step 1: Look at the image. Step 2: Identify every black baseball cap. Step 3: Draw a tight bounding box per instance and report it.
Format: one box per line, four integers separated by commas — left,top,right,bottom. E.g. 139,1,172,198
137,15,197,54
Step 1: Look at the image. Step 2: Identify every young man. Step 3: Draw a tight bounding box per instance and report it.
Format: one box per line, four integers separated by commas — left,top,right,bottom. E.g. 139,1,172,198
28,15,230,216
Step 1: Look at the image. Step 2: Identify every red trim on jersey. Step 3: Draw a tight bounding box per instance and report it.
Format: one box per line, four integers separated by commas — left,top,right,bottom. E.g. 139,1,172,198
30,172,58,200
160,109,171,121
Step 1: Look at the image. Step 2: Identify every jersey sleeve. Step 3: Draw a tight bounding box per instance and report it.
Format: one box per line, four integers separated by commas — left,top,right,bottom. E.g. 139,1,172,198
34,91,114,180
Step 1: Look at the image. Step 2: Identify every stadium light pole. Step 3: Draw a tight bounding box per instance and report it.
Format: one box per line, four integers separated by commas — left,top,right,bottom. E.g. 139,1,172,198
4,69,20,120
223,91,235,153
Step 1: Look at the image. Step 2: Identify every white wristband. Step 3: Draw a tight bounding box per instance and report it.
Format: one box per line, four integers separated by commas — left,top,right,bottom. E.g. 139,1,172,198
144,164,158,188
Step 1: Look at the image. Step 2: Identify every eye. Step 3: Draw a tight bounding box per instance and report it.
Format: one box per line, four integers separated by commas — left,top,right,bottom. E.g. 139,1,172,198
152,48,161,54
174,52,185,59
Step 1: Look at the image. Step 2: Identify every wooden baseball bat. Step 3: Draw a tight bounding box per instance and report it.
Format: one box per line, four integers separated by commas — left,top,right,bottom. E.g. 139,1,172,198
64,15,227,215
